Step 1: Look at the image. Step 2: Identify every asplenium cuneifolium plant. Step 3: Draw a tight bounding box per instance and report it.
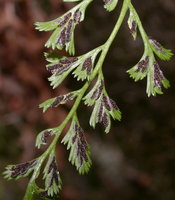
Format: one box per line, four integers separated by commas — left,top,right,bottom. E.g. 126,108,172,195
4,0,173,199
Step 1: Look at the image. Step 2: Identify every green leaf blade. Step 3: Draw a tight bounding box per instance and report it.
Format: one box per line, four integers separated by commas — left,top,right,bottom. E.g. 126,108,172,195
62,118,92,175
104,0,119,12
149,38,173,61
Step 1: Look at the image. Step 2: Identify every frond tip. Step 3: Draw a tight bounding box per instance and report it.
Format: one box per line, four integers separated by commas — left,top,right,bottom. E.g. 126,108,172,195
35,4,87,54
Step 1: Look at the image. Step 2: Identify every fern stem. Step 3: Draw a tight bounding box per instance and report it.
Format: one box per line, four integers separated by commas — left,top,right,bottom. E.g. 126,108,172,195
103,0,130,54
23,1,130,199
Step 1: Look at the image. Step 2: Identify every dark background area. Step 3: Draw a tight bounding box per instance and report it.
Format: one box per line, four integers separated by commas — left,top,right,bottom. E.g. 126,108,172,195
0,0,175,200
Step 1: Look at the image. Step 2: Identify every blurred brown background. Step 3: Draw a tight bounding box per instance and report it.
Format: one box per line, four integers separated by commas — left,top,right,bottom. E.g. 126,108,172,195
0,0,175,200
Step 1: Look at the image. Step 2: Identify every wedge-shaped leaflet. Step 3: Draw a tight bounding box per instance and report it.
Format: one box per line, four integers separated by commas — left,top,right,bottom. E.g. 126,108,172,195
40,92,77,113
62,118,92,174
47,56,79,74
89,94,121,133
102,94,121,121
36,128,60,149
35,1,90,54
149,37,173,61
127,54,150,81
47,56,80,89
146,62,170,96
43,152,62,197
83,77,104,106
89,99,111,133
73,57,92,81
4,159,37,180
103,0,118,12
84,76,121,133
127,55,170,96
46,49,102,88
128,9,138,40
73,48,101,81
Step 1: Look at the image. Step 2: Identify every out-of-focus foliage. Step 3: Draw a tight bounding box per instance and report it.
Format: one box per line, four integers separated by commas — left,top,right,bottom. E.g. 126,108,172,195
0,0,175,200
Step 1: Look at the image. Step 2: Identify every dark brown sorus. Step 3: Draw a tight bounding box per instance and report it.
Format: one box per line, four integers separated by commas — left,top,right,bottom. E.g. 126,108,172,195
82,57,92,75
11,160,36,178
57,27,66,47
153,62,164,88
58,12,72,27
73,10,82,23
66,19,74,42
130,21,137,36
97,102,104,122
41,130,52,143
135,56,149,73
